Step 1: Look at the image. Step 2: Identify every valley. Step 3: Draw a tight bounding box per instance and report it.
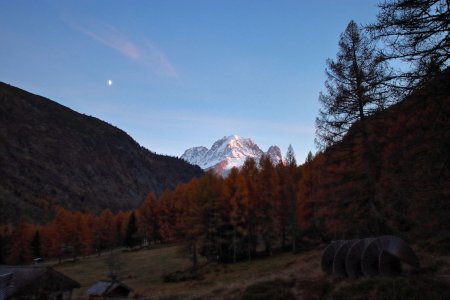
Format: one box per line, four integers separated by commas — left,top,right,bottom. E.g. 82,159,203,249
1,1,449,298
53,244,450,299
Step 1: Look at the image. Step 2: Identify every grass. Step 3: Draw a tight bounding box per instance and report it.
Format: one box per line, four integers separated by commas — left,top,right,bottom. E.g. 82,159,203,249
241,278,296,300
52,244,450,300
53,246,193,299
330,276,450,300
52,245,323,299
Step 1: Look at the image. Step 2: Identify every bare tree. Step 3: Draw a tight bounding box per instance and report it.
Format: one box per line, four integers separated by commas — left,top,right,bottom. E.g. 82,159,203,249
368,0,450,88
316,21,392,234
316,20,393,148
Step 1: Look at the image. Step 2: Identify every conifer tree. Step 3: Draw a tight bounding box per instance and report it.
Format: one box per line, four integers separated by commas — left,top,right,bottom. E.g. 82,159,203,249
316,20,393,148
51,208,77,260
220,167,254,263
7,222,32,264
369,0,449,87
257,154,278,255
240,158,259,260
138,193,160,245
284,145,299,252
285,144,297,167
124,212,138,248
95,209,115,251
316,20,391,234
73,212,93,256
184,173,222,265
0,233,7,264
305,151,314,164
114,211,127,247
31,230,42,258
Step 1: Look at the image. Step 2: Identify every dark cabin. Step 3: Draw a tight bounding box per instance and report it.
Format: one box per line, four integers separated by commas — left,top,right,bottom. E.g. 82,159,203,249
0,265,81,300
86,280,133,300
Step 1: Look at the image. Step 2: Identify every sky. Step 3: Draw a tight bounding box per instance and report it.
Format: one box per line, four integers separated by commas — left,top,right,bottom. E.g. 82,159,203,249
0,0,380,162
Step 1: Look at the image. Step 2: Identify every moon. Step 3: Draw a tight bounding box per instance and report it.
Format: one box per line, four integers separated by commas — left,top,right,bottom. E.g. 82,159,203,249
108,79,112,86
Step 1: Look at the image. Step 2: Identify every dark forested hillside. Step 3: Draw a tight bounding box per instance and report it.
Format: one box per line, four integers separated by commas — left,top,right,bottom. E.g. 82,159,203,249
0,82,202,223
308,69,450,239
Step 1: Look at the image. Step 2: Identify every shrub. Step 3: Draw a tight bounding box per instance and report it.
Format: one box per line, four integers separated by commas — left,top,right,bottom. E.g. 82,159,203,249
241,279,296,300
331,276,450,300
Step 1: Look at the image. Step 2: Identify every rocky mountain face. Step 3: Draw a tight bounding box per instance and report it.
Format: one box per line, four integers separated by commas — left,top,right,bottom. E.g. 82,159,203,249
0,82,203,223
181,135,283,176
266,145,283,165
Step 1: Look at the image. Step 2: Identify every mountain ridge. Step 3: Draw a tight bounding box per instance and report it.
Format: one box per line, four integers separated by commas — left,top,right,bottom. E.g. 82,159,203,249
0,82,203,223
181,135,283,176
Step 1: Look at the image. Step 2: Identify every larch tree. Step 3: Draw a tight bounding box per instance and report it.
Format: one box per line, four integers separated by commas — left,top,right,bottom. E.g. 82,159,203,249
316,20,392,235
233,171,252,262
316,20,393,148
297,156,313,230
157,189,177,242
223,167,245,263
138,193,161,245
0,232,6,264
94,209,115,253
73,212,93,256
187,173,222,266
7,222,32,264
285,145,297,167
257,154,278,255
30,230,42,259
124,212,138,248
221,167,254,263
284,145,300,252
114,211,128,247
51,208,77,261
240,158,259,260
368,0,450,87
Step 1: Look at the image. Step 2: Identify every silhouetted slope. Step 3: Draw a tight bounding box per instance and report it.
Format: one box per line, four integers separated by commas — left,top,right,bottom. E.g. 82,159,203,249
310,69,450,238
0,82,202,223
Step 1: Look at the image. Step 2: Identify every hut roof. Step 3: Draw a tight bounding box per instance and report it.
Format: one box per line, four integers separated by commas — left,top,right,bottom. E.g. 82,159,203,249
0,273,13,300
86,280,133,296
0,265,80,298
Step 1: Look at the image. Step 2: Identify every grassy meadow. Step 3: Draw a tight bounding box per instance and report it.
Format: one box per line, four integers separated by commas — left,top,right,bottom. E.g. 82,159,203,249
52,243,450,300
53,245,323,299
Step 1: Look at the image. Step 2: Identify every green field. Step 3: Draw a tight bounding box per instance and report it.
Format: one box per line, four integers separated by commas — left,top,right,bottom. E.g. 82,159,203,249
53,244,450,300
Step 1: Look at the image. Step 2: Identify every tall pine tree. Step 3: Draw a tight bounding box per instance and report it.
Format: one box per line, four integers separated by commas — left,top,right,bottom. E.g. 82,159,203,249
31,230,42,258
316,20,392,235
316,20,393,148
124,212,138,248
369,0,449,87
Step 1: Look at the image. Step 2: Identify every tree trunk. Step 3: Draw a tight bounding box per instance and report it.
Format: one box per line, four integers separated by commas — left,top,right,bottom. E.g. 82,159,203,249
232,226,237,264
192,241,198,269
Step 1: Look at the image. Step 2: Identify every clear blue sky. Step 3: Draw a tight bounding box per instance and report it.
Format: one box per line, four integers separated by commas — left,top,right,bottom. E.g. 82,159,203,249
0,0,379,162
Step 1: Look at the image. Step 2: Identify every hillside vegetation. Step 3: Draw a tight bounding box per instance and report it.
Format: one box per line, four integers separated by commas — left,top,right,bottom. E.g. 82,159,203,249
0,83,202,223
3,70,448,266
306,69,450,240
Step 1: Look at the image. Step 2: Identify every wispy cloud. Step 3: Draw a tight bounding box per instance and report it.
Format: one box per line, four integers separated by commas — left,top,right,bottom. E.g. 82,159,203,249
63,18,178,77
144,41,178,77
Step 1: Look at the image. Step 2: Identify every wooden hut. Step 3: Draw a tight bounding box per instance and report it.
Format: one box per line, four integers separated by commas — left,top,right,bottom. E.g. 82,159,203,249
86,280,133,300
0,265,80,300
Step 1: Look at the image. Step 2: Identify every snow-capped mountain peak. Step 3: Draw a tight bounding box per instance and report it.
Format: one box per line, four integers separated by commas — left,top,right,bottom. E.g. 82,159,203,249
180,146,208,167
181,135,283,176
266,145,283,165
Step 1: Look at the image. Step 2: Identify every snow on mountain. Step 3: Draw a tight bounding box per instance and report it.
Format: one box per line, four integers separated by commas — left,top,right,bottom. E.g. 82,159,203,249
180,146,208,167
266,145,283,166
181,135,283,176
